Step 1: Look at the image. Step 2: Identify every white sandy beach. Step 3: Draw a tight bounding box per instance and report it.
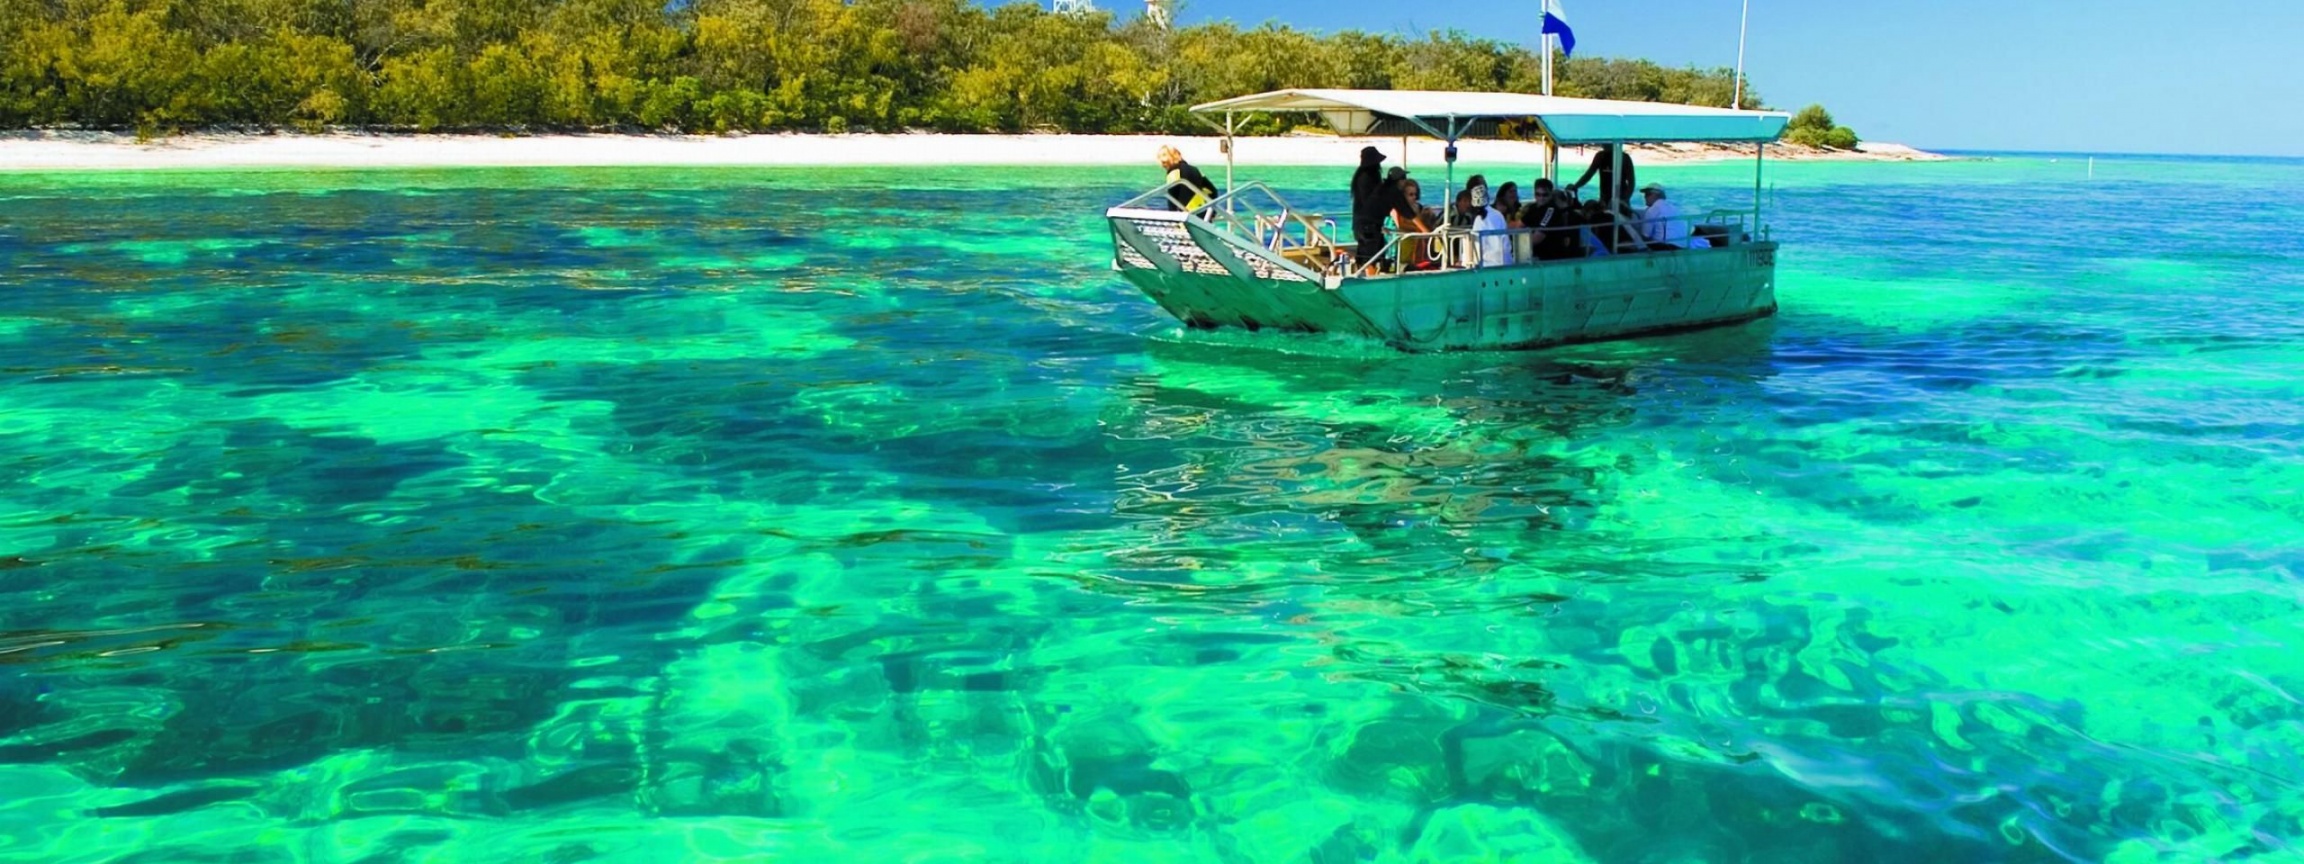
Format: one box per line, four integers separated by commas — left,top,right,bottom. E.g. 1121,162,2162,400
0,130,1945,172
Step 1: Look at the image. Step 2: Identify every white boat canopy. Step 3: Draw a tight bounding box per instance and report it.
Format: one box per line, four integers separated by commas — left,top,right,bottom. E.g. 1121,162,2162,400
1191,88,1789,145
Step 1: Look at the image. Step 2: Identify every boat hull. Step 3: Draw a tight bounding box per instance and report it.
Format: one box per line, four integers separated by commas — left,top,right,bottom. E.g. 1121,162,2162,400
1335,242,1779,351
1108,208,1777,352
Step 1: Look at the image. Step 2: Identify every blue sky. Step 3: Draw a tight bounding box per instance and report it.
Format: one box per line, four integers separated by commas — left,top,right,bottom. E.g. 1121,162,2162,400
1121,0,2303,157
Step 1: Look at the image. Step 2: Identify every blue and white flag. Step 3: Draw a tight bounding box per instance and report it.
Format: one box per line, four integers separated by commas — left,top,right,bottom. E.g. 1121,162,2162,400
1542,0,1576,57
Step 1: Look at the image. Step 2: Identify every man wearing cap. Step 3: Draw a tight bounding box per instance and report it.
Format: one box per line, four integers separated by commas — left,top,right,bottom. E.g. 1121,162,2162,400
1633,183,1690,251
1349,146,1396,274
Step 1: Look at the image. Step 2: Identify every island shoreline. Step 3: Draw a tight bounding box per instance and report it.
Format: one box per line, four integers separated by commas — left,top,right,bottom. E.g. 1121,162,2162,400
0,130,1949,172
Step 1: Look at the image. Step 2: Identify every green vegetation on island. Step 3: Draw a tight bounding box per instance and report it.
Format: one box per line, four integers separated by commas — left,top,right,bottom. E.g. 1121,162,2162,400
0,0,1858,145
1784,104,1859,150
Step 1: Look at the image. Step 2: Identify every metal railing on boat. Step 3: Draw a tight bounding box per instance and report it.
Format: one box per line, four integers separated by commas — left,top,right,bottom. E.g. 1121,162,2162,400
1358,208,1767,277
1111,181,1769,280
1114,181,1350,275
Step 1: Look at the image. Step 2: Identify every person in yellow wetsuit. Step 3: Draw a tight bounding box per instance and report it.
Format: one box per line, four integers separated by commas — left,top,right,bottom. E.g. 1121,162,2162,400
1156,145,1217,212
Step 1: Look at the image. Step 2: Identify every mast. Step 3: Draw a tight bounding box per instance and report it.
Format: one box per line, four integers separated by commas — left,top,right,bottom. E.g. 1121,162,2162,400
1754,143,1764,224
1733,0,1749,109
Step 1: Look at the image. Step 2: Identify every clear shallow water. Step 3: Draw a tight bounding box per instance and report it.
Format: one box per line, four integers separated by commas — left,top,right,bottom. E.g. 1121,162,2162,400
0,155,2299,863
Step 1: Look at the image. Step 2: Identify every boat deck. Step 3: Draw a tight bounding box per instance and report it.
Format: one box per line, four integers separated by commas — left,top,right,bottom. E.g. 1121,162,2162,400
1105,182,1778,352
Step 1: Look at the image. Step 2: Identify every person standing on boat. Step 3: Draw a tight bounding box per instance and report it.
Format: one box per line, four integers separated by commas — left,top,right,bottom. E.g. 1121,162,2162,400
1567,143,1636,205
1156,145,1217,212
1349,146,1393,274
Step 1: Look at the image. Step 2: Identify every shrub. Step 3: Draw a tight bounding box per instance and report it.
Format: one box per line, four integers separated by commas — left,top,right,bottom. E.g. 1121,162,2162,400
293,89,347,132
376,48,469,131
1785,104,1860,150
1789,104,1834,134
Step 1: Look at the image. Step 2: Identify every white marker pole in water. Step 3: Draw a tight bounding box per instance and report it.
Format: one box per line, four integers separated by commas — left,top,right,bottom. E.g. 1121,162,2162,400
1733,0,1750,109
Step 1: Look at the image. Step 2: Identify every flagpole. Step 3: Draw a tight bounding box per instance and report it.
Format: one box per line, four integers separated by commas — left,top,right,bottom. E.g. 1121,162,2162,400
1543,32,1554,96
1540,1,1555,96
1733,0,1749,109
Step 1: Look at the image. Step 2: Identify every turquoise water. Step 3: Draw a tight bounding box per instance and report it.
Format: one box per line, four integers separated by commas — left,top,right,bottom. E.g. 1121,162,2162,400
0,155,2300,863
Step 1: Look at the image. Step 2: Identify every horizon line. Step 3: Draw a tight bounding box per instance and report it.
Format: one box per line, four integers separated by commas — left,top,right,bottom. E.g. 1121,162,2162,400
1923,146,2304,161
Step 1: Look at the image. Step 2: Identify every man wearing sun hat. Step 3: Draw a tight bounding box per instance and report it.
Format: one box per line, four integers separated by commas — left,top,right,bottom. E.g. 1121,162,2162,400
1633,182,1690,250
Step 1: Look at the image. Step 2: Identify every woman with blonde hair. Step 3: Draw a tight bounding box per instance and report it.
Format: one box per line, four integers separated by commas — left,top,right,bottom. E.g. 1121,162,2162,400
1155,145,1217,212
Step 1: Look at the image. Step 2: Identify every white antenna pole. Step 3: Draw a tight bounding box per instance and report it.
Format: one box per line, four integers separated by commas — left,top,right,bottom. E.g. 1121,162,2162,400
1733,0,1749,109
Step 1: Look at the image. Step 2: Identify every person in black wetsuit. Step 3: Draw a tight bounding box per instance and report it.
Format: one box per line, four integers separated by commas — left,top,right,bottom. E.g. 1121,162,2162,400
1566,143,1636,206
1521,178,1584,260
1519,178,1556,232
1156,145,1217,211
1447,187,1477,230
1349,146,1393,274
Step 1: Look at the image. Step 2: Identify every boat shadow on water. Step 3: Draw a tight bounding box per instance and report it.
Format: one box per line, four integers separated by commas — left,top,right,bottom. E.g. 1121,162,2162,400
1101,320,1786,569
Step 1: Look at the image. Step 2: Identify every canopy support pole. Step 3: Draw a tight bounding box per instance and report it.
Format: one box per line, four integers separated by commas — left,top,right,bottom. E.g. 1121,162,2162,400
1533,118,1557,184
1610,138,1626,248
1443,116,1463,225
1222,111,1235,201
1610,138,1625,203
1754,142,1766,229
1187,109,1239,210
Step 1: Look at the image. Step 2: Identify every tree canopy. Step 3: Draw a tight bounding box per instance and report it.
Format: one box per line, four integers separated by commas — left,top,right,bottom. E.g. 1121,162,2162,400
0,0,1841,139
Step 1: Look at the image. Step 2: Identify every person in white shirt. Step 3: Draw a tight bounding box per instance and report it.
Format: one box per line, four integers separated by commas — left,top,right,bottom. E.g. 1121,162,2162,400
1465,176,1513,267
1633,183,1692,250
1492,181,1526,262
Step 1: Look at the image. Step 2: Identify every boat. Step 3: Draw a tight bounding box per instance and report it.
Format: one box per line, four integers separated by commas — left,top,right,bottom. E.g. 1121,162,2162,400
1105,89,1792,352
